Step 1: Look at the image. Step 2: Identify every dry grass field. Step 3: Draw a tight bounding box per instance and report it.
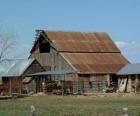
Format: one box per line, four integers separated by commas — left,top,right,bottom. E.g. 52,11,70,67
0,93,140,116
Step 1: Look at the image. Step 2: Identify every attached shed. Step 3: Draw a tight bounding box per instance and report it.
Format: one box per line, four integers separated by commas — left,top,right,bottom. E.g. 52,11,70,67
30,30,129,93
30,70,77,95
0,59,45,95
117,64,140,93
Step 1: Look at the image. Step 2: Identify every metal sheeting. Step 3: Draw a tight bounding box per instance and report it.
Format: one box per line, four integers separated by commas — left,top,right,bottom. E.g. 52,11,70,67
61,53,128,74
30,70,77,77
117,64,140,75
44,31,120,53
0,59,34,77
22,77,32,84
0,60,16,77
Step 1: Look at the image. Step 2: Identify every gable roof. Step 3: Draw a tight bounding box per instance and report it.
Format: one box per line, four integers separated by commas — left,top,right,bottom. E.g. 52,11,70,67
0,59,34,77
31,30,129,74
44,31,120,53
117,64,140,75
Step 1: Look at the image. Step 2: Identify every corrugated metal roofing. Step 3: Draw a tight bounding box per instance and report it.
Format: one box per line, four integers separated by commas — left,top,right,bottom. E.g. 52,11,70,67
31,30,129,74
44,31,120,53
62,53,128,74
0,60,17,77
22,77,32,83
117,64,140,75
0,59,34,77
30,70,77,76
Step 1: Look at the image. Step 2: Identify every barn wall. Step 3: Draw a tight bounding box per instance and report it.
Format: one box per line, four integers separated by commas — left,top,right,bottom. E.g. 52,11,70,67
31,52,74,71
90,75,107,81
127,76,132,93
77,74,108,93
31,34,74,72
22,61,45,93
2,77,23,95
54,52,74,71
127,75,140,93
118,75,140,93
32,43,40,54
23,60,45,76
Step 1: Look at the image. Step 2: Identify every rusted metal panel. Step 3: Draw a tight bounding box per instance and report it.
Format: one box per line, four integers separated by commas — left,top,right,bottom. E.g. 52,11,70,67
62,53,128,74
31,31,128,74
44,31,120,53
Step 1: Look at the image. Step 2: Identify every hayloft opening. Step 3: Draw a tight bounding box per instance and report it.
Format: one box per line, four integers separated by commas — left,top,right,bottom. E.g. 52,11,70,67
39,39,50,53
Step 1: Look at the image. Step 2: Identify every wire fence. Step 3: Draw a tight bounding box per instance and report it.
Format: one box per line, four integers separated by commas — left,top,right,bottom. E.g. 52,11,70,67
39,81,118,95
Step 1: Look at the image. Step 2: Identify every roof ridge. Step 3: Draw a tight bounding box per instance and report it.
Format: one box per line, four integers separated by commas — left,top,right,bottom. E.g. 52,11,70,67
44,30,107,34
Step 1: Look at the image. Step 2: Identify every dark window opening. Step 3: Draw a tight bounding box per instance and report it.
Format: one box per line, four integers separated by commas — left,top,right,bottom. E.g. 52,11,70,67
89,81,93,88
78,74,90,77
39,39,50,53
110,75,118,83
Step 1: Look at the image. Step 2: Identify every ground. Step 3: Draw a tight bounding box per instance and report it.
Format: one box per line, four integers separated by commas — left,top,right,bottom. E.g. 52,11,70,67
0,93,140,116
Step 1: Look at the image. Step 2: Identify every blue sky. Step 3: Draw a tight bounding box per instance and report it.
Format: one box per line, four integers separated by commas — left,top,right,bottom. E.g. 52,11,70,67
0,0,140,63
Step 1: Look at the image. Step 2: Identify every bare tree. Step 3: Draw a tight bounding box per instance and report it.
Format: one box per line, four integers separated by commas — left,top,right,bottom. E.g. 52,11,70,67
0,24,16,63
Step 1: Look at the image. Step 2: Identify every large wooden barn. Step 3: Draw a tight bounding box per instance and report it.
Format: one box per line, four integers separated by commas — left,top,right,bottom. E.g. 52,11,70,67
30,30,129,94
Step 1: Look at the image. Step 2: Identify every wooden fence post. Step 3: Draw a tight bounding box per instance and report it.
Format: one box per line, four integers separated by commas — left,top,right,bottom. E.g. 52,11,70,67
123,107,128,116
30,105,36,116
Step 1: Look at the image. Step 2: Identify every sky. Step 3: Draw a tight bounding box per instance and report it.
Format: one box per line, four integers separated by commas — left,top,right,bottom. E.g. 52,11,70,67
0,0,140,63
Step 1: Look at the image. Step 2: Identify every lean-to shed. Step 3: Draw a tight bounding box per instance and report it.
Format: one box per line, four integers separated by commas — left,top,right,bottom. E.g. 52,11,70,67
117,64,140,93
0,59,45,95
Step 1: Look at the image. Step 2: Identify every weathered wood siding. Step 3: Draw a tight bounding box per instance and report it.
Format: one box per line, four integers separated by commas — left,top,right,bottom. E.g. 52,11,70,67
23,60,45,76
31,52,74,71
2,77,23,94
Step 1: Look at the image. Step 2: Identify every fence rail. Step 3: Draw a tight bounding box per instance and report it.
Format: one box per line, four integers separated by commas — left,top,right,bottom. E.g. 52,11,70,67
36,80,118,95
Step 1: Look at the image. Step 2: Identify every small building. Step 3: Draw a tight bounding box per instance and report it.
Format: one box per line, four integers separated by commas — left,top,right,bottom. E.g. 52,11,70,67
0,59,45,95
117,64,140,93
30,30,129,93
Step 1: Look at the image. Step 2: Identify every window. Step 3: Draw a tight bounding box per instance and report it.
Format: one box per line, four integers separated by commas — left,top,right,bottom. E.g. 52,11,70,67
39,39,50,53
89,81,93,88
38,35,51,53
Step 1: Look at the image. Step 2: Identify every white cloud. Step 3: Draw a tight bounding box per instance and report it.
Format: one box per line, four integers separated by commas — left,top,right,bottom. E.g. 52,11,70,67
115,41,128,48
115,41,136,49
115,41,140,63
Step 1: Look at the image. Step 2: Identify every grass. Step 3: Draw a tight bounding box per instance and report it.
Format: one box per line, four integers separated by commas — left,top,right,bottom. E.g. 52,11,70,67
0,95,140,116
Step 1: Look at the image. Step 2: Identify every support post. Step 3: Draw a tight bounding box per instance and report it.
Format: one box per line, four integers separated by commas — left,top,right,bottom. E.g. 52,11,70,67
30,105,36,116
135,75,139,94
127,75,132,93
122,107,128,116
9,78,12,96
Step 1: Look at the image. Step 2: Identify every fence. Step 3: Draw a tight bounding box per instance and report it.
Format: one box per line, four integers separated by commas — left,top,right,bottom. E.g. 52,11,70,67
35,80,118,95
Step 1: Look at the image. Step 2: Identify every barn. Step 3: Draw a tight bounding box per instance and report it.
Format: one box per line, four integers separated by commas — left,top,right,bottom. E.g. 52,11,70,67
30,30,129,94
0,59,45,95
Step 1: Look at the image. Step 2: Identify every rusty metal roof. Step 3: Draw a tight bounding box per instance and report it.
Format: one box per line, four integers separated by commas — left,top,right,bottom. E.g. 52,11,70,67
31,30,129,74
44,31,120,53
61,53,128,74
